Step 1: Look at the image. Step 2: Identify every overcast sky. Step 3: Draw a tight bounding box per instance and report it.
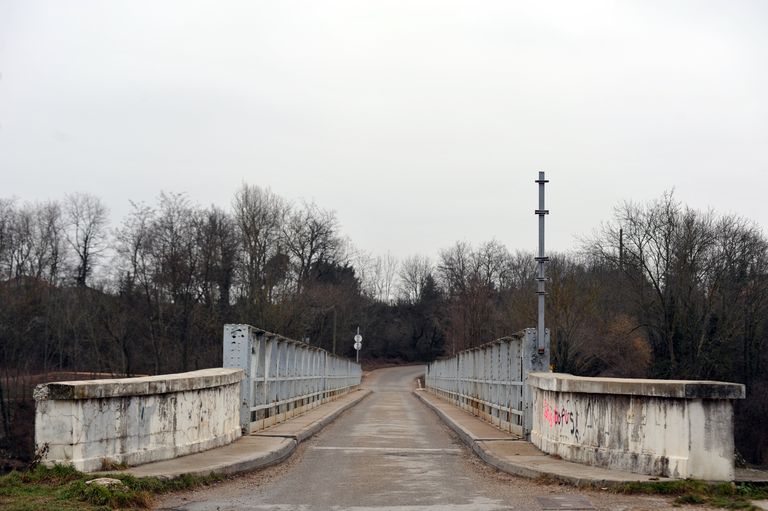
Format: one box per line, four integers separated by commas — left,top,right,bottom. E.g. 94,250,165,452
1,1,767,260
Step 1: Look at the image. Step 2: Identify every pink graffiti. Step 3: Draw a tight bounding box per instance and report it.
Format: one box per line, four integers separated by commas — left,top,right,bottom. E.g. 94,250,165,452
543,399,556,427
542,399,580,441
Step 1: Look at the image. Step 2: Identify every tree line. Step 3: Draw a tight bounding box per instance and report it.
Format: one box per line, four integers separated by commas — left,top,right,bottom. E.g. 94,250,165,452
0,186,766,466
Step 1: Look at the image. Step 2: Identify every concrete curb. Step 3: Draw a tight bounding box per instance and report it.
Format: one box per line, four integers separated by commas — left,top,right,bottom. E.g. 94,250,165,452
414,389,476,445
118,388,372,479
255,389,373,443
413,390,533,479
213,438,296,477
414,389,651,488
166,437,298,479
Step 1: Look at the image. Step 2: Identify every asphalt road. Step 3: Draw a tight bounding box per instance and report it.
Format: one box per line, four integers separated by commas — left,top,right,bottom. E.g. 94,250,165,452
157,366,713,511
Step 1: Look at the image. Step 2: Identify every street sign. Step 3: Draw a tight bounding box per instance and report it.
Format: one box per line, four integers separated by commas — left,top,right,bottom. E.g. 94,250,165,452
354,326,362,363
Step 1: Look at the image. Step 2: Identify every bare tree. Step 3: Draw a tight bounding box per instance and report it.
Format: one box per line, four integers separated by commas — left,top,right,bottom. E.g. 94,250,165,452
232,184,288,318
373,252,398,303
0,198,15,281
472,240,511,290
585,191,768,379
114,202,159,372
31,201,65,283
547,253,602,374
398,255,432,304
0,199,63,284
282,201,340,293
437,241,472,295
65,192,108,287
8,205,33,282
504,250,537,290
115,201,154,293
354,251,398,303
152,192,200,371
353,250,376,300
585,192,682,373
197,205,237,314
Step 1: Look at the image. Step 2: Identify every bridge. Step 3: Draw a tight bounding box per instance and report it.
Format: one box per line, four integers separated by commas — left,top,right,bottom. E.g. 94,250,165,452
32,324,759,510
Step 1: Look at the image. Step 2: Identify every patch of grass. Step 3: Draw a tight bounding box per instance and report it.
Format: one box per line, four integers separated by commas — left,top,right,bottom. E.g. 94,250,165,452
614,479,768,510
63,480,152,509
0,464,225,510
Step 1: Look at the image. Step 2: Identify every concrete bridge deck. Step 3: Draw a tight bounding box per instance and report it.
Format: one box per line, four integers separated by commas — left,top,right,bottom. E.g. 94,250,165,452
155,366,721,511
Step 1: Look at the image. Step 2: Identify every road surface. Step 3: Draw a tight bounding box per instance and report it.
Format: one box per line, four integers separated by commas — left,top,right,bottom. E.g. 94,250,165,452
157,366,714,511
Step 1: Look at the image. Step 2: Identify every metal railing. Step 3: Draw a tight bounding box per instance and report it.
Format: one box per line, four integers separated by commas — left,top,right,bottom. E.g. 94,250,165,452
425,328,549,438
223,324,362,433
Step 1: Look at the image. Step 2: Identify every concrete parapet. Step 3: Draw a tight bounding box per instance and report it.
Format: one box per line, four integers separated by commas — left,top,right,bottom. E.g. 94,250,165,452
528,372,746,481
34,368,244,472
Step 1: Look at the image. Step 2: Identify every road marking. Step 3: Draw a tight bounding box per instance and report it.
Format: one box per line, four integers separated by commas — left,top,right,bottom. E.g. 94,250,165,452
309,446,462,454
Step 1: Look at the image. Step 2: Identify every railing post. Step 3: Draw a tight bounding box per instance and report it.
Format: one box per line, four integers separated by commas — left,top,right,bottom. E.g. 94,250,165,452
223,324,254,433
522,327,550,439
323,350,328,401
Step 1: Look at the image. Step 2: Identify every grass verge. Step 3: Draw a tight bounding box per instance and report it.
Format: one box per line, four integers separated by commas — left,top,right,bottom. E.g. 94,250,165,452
613,479,768,509
0,464,224,510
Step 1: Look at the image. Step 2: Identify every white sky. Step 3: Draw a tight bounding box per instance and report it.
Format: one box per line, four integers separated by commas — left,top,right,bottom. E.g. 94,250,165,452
1,1,767,261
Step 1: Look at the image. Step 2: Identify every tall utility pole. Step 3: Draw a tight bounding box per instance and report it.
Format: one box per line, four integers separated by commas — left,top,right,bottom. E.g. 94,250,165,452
535,172,549,354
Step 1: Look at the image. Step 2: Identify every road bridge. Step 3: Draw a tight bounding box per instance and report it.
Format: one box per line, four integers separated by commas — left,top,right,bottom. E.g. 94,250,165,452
32,325,757,510
156,366,683,511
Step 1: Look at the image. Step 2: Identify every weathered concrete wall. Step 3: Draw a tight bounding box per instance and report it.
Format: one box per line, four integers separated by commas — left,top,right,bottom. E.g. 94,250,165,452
528,372,745,481
34,368,244,472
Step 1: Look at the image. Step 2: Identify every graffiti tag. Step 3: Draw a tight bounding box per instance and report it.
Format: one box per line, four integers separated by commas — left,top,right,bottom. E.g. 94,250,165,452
543,399,580,441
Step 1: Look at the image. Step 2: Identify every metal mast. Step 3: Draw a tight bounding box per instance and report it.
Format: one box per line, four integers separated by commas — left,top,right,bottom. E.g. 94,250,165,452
535,172,549,353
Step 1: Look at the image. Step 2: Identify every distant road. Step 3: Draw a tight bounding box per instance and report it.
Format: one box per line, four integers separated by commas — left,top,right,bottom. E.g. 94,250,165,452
156,366,695,511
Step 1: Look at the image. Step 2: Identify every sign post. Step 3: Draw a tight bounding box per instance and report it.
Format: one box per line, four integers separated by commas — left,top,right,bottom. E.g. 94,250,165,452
353,326,362,364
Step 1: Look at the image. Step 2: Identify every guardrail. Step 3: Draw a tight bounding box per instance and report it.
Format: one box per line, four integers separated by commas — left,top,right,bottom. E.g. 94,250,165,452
425,328,549,438
224,324,362,433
